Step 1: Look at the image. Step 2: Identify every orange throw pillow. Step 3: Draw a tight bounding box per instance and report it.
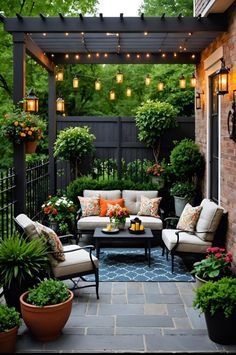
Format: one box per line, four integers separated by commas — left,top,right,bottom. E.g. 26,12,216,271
99,198,124,217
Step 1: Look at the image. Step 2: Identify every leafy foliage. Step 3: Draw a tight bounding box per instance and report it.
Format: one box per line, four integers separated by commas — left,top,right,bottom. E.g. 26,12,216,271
193,277,236,318
170,181,196,198
140,0,193,16
0,304,21,332
135,100,177,162
26,279,70,307
0,235,49,288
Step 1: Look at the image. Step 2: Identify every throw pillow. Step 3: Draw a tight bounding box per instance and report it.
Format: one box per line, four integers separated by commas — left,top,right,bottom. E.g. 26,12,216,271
137,196,162,218
177,203,202,232
35,222,65,262
99,198,125,217
78,196,100,217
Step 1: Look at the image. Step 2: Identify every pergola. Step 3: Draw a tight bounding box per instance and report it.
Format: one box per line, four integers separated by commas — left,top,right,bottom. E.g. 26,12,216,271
1,13,228,215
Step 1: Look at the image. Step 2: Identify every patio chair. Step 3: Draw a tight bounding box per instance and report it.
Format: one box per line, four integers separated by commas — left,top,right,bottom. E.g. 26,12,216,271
161,198,226,273
14,214,99,299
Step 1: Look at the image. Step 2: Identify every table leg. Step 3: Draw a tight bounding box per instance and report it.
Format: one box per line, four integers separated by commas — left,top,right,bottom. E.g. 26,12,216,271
147,240,151,267
95,240,100,259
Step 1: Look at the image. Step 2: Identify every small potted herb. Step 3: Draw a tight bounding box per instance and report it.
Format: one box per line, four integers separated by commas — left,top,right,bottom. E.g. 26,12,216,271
193,277,236,344
20,279,73,341
0,304,21,353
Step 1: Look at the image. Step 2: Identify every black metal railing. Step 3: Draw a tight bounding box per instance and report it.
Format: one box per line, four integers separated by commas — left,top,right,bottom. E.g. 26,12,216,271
26,159,50,219
0,168,16,239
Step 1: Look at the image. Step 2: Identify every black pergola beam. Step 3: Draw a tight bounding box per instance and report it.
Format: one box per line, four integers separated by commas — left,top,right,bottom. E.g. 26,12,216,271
4,14,227,33
52,52,200,64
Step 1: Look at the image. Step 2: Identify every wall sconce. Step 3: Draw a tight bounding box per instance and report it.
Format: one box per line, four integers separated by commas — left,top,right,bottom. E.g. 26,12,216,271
56,97,65,112
179,74,186,89
73,76,79,89
126,87,132,97
227,90,236,141
195,92,203,110
190,73,196,88
116,70,123,84
95,79,102,91
216,58,230,95
24,89,39,112
145,74,151,86
109,89,116,100
157,82,164,91
56,68,64,81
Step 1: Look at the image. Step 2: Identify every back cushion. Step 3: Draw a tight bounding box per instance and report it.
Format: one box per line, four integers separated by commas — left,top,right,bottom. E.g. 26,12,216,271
196,199,224,241
84,190,121,200
122,190,158,215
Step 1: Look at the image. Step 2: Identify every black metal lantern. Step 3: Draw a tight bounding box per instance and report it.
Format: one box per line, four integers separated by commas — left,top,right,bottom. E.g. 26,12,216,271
216,58,230,95
56,97,65,112
24,89,39,112
179,74,186,89
196,92,201,110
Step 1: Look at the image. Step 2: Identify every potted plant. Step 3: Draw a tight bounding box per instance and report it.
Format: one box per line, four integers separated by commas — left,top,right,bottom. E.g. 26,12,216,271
0,304,21,353
20,279,74,341
170,181,196,217
145,160,165,188
193,277,236,344
0,234,49,313
191,247,233,287
108,205,130,230
53,126,95,179
0,107,46,154
135,100,177,163
42,195,77,235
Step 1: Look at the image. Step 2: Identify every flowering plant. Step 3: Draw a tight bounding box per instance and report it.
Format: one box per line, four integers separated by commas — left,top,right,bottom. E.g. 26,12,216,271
108,206,129,225
42,195,76,234
0,108,45,144
191,247,233,281
146,161,165,177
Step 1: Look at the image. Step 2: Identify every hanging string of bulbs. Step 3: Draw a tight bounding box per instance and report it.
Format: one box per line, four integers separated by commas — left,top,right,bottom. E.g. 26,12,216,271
55,67,197,111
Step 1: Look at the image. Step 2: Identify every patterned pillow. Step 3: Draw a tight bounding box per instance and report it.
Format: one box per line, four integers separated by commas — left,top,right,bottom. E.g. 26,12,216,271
78,196,100,217
35,222,65,262
138,196,162,218
177,203,202,232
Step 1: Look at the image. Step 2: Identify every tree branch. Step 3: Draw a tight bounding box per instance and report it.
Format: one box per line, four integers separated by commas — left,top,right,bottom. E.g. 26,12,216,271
0,73,12,96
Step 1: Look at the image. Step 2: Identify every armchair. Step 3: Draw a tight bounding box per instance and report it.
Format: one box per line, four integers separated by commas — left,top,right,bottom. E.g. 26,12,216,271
14,214,99,299
161,199,226,273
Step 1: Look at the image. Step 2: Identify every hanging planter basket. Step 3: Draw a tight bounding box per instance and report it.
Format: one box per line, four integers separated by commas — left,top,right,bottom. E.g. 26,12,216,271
25,140,37,154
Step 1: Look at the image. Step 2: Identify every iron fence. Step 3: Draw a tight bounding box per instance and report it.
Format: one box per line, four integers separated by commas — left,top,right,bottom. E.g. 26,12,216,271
0,168,16,239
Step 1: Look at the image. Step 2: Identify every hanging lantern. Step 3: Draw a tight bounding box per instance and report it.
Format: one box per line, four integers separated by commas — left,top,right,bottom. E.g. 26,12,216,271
109,89,116,100
126,87,132,97
190,73,196,88
116,70,123,84
95,79,101,91
56,97,65,112
73,76,79,89
145,74,151,86
157,82,164,91
216,58,230,95
195,92,201,110
24,89,39,112
56,68,64,81
179,74,186,89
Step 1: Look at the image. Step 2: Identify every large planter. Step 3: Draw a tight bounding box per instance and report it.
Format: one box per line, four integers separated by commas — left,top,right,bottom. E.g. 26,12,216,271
174,196,193,217
20,290,74,341
195,275,208,288
25,140,37,154
205,309,236,344
0,326,18,353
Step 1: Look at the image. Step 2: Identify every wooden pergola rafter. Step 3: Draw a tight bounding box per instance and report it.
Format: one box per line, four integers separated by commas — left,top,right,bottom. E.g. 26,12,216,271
0,13,228,215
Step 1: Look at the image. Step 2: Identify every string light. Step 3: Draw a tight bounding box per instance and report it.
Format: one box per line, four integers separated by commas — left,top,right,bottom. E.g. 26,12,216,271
73,76,79,89
126,87,132,97
109,89,116,100
116,70,124,84
157,82,164,91
95,79,101,91
145,74,151,86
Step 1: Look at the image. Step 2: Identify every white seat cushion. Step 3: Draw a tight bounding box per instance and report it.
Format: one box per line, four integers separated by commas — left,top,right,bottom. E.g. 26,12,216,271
162,229,212,253
196,199,224,241
52,244,99,278
122,190,158,214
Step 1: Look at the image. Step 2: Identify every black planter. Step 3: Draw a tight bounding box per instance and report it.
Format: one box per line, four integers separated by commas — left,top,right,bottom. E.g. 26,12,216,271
205,310,236,344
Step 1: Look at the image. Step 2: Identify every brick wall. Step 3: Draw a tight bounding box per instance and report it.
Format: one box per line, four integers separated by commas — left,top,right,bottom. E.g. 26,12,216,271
195,3,236,265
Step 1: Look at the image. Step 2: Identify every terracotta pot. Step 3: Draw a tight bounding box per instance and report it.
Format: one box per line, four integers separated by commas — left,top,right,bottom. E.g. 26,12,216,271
0,326,18,353
25,140,37,154
20,290,73,341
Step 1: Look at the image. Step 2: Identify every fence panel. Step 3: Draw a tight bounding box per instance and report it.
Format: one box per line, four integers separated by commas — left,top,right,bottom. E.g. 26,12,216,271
0,168,16,239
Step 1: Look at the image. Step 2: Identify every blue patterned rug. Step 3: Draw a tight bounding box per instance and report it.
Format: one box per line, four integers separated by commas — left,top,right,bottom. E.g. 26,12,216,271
94,247,195,282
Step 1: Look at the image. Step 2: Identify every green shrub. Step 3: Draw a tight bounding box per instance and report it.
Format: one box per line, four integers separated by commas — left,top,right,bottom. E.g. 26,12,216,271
193,277,236,318
0,304,21,332
170,138,204,181
26,279,70,307
170,181,195,198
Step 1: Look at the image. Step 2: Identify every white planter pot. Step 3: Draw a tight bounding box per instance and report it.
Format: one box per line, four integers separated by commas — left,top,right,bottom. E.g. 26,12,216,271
173,196,189,217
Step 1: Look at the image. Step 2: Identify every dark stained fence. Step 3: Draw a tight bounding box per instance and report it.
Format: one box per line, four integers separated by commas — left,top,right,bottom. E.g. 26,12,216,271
56,116,194,191
0,168,16,239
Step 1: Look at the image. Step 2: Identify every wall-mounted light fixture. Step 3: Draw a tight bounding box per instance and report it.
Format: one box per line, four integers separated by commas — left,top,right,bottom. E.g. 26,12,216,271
216,58,230,95
179,74,186,89
56,97,65,112
24,89,39,112
195,92,203,110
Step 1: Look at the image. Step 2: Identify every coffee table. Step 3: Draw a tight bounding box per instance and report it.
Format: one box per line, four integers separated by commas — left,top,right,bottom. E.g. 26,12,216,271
93,227,153,267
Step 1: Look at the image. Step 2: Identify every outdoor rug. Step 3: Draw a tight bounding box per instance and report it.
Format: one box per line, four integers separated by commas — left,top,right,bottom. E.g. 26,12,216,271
90,247,195,282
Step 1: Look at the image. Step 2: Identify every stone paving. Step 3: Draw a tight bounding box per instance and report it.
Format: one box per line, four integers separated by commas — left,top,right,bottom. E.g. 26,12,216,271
14,280,236,353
